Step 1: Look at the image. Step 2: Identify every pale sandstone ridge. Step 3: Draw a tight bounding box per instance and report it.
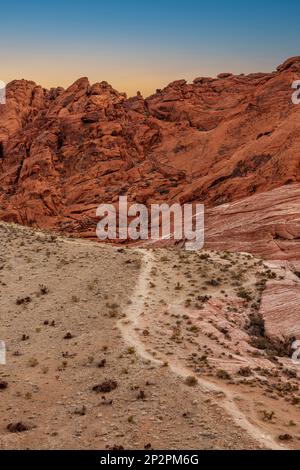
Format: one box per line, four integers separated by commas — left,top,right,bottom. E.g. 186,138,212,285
0,57,299,245
205,184,300,260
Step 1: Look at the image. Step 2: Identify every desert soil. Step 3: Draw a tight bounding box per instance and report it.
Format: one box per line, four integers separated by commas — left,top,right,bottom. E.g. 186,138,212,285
0,222,299,450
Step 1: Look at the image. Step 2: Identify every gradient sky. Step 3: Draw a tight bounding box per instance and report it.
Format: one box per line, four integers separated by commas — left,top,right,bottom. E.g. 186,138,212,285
1,0,299,96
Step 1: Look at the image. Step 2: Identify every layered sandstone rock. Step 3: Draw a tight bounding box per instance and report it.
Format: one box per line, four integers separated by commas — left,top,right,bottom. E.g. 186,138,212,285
0,57,300,247
205,184,300,260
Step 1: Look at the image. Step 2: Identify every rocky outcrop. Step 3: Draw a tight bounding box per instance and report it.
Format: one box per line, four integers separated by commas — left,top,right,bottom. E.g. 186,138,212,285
0,57,300,243
260,275,300,343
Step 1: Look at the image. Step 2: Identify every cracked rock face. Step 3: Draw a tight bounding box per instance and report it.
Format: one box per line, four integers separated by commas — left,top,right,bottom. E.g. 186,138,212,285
0,57,299,252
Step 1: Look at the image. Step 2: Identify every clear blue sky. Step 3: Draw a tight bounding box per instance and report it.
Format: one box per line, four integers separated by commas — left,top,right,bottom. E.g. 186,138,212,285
1,0,298,95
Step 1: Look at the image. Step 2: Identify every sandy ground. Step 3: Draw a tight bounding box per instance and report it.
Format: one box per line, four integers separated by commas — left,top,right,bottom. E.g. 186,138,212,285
0,222,299,450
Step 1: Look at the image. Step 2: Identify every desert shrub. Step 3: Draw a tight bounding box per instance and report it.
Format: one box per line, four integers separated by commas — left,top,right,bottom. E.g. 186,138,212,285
185,376,198,387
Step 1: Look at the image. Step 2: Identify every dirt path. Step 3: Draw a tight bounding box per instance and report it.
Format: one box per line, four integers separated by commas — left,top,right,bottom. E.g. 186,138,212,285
118,248,286,451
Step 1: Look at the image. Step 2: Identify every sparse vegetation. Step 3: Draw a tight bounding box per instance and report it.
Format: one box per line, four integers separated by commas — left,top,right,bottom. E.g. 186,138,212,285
216,370,231,381
92,380,118,394
7,422,31,433
185,376,198,387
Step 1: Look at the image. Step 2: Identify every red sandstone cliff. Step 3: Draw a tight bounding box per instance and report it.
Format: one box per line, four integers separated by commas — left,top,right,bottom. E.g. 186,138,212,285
0,57,300,256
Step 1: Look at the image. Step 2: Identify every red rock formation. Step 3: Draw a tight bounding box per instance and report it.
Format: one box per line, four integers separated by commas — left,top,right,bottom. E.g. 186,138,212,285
0,57,300,245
